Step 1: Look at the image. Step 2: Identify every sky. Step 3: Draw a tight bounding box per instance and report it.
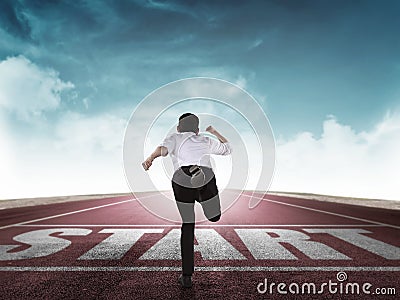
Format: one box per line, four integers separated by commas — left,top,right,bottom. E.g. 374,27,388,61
0,0,400,200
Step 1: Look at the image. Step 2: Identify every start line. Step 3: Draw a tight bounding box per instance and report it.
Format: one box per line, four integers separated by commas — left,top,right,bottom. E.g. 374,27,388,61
1,226,399,261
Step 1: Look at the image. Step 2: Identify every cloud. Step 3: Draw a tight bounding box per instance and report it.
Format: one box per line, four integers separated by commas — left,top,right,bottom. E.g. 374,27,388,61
134,0,193,16
0,53,130,199
0,110,130,199
234,75,247,89
271,113,400,200
0,110,16,190
54,111,127,156
248,38,263,50
0,55,74,121
0,0,31,39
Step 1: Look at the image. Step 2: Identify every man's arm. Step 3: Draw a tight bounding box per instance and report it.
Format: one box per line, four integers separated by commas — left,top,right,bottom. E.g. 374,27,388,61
206,126,228,143
206,125,232,155
142,146,168,171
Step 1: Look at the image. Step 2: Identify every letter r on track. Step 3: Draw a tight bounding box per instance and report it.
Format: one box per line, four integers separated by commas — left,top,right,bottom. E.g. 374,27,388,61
235,229,350,260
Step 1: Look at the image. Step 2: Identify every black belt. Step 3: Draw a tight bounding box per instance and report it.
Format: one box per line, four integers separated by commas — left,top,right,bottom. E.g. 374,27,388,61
181,165,211,175
181,165,208,188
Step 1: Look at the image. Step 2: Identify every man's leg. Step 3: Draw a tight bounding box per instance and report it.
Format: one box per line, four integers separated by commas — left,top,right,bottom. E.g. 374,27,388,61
172,180,197,278
175,200,195,276
198,175,221,222
180,222,195,276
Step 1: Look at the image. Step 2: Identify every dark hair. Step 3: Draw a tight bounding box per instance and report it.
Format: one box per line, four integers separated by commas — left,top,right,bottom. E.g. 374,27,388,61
178,113,199,133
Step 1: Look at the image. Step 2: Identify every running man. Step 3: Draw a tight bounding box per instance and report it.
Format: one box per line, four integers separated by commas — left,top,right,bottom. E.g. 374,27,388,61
142,113,232,288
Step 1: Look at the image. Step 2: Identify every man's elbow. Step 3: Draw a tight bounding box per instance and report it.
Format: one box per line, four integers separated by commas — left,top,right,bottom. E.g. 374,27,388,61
223,144,232,155
159,146,169,156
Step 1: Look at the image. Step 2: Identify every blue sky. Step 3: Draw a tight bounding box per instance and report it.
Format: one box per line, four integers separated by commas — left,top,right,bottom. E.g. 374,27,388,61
1,0,400,199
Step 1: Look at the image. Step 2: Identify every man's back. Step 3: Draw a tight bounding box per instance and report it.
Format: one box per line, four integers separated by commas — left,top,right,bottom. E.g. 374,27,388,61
161,132,232,171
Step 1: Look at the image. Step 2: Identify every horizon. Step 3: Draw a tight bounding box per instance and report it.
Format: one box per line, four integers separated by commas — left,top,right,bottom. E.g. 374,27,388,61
1,189,397,202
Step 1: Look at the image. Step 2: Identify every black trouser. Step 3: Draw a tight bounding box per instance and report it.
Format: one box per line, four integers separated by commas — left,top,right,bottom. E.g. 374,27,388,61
172,166,221,276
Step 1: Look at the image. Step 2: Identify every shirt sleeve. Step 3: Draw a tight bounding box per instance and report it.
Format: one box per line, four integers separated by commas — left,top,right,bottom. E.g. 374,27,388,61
160,133,176,155
208,138,232,155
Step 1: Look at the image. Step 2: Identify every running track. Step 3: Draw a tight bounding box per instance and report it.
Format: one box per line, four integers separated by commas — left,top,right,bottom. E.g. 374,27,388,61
0,191,399,299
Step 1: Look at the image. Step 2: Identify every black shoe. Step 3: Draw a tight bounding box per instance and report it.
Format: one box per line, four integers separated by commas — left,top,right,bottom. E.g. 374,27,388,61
178,275,192,288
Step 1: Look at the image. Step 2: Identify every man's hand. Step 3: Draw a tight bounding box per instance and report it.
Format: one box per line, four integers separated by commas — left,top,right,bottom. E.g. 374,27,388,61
142,146,168,171
142,157,153,171
205,125,228,143
206,125,216,134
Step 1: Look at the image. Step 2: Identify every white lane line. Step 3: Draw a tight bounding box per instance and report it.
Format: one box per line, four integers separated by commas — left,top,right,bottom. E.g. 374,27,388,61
0,193,168,231
0,198,135,230
0,266,399,272
2,192,398,230
254,195,400,230
14,224,385,227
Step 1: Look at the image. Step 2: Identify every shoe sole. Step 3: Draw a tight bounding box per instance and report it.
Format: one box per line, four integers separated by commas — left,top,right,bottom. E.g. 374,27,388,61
178,277,192,288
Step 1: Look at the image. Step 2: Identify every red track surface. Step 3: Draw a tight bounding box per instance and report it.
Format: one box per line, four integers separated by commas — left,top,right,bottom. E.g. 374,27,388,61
0,192,399,299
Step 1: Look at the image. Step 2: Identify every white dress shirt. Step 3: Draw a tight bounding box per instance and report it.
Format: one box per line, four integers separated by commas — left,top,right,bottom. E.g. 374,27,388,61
160,132,232,171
